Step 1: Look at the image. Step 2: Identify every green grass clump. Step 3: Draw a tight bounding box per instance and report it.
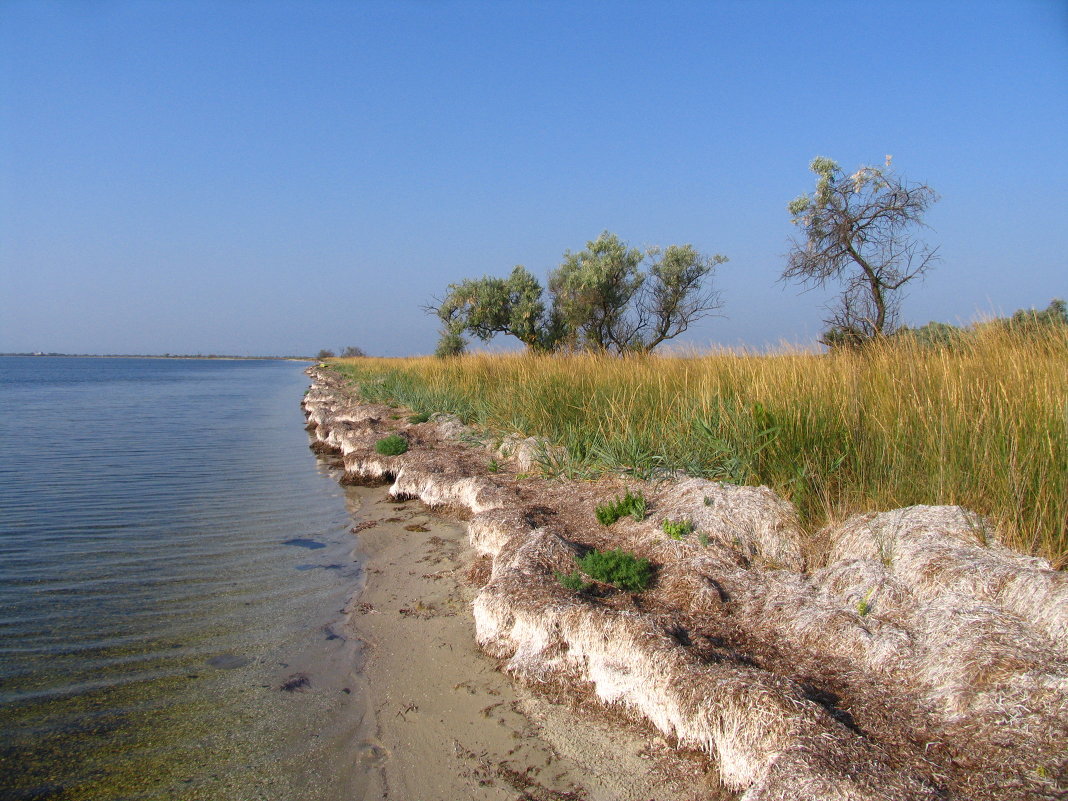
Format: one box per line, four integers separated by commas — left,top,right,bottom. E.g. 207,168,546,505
856,588,875,616
662,519,695,540
555,570,593,593
595,491,648,525
578,548,653,592
408,412,431,424
374,434,409,456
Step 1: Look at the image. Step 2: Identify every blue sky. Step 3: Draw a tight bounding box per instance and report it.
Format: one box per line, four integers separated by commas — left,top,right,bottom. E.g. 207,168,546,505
2,0,1065,356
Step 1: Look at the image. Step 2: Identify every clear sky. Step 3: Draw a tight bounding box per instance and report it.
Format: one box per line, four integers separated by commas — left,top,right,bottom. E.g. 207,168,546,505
2,0,1066,356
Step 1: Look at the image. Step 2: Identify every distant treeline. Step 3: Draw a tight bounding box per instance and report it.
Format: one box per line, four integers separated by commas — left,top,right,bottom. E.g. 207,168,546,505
883,299,1067,350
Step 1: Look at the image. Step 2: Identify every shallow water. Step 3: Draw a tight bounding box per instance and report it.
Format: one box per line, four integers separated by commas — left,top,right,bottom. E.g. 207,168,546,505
0,357,367,800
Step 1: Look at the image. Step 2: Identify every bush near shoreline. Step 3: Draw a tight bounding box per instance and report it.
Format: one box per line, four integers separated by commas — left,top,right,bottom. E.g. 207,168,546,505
332,324,1068,567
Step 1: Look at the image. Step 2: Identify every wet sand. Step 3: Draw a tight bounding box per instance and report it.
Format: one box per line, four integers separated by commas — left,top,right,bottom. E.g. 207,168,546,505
341,484,716,801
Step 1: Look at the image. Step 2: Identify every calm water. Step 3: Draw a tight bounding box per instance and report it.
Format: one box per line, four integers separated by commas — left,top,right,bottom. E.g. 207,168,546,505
0,357,368,800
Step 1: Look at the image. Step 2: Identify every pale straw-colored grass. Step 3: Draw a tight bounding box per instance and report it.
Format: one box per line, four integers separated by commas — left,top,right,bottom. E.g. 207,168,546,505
306,362,1068,798
335,325,1067,565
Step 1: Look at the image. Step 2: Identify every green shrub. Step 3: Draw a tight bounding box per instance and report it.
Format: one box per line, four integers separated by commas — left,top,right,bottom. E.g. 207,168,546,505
375,434,409,456
894,320,966,349
578,548,653,592
662,519,694,540
1006,298,1067,332
595,491,648,525
856,588,875,616
408,412,431,424
556,570,593,593
698,532,711,547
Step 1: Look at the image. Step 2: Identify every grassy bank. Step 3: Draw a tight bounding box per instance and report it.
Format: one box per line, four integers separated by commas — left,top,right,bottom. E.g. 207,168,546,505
333,327,1067,566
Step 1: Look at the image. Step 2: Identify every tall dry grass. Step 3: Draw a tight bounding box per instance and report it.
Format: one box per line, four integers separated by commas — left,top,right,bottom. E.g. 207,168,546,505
334,326,1067,566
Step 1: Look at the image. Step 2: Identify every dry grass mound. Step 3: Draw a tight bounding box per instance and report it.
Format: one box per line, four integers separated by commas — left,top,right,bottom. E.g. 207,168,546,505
304,365,1068,800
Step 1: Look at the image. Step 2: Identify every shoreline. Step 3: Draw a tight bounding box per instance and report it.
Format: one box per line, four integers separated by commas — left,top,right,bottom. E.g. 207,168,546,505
337,482,713,800
306,366,1068,800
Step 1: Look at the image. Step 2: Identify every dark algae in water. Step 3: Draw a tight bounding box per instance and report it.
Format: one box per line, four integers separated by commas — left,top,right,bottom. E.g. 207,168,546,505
206,653,251,670
282,538,328,549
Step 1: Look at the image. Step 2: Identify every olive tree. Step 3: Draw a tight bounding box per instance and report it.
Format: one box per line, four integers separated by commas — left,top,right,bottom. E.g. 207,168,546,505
431,266,552,356
784,156,939,345
548,232,645,352
634,243,729,352
428,232,727,356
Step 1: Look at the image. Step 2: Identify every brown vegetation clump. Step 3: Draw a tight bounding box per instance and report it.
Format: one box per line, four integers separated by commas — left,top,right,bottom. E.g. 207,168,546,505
304,365,1068,800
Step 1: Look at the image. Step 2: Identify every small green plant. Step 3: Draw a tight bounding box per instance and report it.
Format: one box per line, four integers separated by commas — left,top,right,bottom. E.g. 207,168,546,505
555,570,593,593
578,548,653,592
595,491,648,525
662,519,694,540
408,412,431,424
488,459,500,473
856,588,875,616
698,532,711,547
375,434,409,456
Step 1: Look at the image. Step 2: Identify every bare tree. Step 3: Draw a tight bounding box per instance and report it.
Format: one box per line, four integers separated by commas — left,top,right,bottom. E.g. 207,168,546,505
339,345,366,358
783,156,939,344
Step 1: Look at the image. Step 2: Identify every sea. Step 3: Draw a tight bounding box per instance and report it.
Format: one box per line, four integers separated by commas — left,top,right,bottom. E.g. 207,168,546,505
0,356,369,800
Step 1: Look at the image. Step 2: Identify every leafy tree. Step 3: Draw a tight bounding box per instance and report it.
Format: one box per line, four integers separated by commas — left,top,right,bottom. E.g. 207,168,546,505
429,232,726,356
432,266,550,356
339,345,366,358
636,243,728,352
549,233,646,351
784,156,939,346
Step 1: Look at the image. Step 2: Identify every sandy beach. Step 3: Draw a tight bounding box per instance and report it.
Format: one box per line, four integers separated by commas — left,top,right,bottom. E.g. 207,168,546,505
338,481,721,800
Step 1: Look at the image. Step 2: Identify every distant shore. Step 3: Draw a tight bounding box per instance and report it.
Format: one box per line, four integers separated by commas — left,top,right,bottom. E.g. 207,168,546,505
1,352,314,360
